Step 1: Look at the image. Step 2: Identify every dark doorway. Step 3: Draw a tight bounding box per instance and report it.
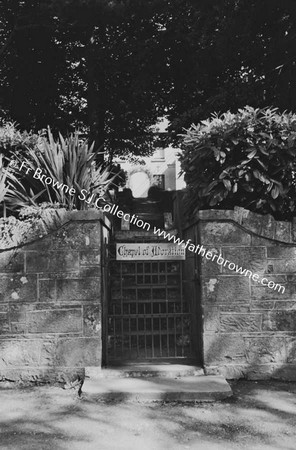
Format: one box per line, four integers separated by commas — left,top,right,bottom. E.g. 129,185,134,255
107,258,194,362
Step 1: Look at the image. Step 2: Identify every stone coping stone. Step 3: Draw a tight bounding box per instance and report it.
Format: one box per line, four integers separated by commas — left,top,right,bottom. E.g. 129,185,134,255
83,375,232,402
86,364,204,379
69,209,104,221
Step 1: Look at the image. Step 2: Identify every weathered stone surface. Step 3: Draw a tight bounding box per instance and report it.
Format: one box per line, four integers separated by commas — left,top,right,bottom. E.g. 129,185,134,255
38,279,56,302
200,222,251,245
245,336,286,364
38,272,80,280
245,364,277,380
207,363,281,381
274,301,296,310
83,305,101,336
220,305,250,313
251,283,289,300
285,337,296,363
203,333,246,365
198,209,236,221
274,221,292,242
71,209,103,221
27,309,82,334
0,275,37,302
204,364,248,379
25,252,49,272
292,217,296,242
251,236,277,246
0,339,53,368
0,312,9,333
0,212,107,383
55,337,101,366
201,254,222,278
250,300,275,310
241,213,264,235
202,276,250,303
79,267,101,278
272,365,296,381
39,340,56,366
26,223,92,251
262,311,296,332
221,247,266,275
288,283,296,299
10,323,26,334
87,224,102,249
0,304,9,313
80,251,101,266
196,210,296,380
251,274,286,285
26,251,80,273
220,314,262,332
0,367,85,383
267,246,296,259
253,214,275,240
204,308,220,332
0,250,24,273
56,278,101,302
267,259,296,273
9,303,31,322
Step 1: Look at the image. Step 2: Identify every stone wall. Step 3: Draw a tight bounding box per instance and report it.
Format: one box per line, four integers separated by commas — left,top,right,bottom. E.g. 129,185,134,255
0,210,109,383
195,207,296,380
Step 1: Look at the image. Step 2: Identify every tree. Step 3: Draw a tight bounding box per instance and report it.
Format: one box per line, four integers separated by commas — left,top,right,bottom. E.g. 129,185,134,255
166,0,296,139
0,0,171,158
1,1,296,157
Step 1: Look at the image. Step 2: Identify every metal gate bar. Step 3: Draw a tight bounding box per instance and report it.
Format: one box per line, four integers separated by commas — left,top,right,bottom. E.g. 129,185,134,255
108,259,192,361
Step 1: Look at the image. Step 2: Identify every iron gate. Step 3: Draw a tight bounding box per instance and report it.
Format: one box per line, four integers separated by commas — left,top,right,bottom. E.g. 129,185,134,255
107,258,192,361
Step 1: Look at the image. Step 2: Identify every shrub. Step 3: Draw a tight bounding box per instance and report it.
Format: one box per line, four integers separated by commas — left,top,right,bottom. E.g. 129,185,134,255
0,155,8,201
4,129,116,212
0,155,9,218
180,106,296,219
0,121,42,160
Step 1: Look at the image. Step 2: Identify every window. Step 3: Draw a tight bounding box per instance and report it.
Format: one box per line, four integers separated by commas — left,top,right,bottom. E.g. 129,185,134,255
152,148,165,161
152,174,165,189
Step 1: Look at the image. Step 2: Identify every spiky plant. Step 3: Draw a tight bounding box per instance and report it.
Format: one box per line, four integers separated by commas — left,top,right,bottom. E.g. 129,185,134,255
5,129,116,212
0,155,8,203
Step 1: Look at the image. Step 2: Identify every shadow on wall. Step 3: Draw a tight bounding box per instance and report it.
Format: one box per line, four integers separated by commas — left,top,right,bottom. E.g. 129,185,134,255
204,330,296,381
0,209,106,386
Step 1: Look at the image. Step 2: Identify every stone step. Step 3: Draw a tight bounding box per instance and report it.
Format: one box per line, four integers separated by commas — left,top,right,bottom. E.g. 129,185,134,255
82,375,232,402
132,199,162,212
86,364,204,379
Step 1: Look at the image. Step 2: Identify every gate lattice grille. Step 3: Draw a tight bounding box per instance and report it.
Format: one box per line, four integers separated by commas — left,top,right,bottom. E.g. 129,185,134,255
108,259,192,361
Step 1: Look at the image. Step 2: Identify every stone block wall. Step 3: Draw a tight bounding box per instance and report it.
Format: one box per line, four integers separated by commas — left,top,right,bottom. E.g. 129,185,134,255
196,207,296,380
0,210,109,383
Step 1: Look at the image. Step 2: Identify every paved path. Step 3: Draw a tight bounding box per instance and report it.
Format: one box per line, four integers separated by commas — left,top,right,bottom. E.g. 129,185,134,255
0,380,296,449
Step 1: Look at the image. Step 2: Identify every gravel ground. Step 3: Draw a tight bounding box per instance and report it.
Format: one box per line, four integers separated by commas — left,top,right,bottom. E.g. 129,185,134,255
0,379,296,450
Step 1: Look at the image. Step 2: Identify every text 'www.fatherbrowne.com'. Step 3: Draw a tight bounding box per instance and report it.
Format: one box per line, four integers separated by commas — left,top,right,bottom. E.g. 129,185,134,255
153,226,285,294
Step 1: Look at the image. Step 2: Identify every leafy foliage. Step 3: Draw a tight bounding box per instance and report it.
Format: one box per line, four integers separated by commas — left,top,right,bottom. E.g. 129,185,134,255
0,155,9,203
167,0,296,140
0,204,67,249
0,1,172,158
4,129,116,212
1,1,296,158
180,106,296,219
0,122,42,160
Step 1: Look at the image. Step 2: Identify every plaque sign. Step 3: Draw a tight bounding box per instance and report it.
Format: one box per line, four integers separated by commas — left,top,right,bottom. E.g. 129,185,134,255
116,243,185,261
